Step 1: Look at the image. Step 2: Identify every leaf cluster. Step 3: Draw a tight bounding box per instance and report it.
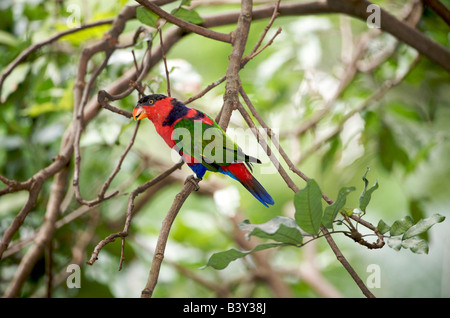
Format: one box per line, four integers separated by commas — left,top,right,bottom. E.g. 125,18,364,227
377,214,445,254
207,169,445,270
137,1,203,29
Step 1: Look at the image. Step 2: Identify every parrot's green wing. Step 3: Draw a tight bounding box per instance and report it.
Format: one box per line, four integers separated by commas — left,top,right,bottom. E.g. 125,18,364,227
173,114,260,171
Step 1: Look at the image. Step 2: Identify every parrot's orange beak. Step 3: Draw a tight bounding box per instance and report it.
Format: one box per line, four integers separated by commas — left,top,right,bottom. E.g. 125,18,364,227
132,107,148,121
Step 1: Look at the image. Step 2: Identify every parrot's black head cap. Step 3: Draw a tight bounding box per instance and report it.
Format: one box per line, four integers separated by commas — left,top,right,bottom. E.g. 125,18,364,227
137,94,167,107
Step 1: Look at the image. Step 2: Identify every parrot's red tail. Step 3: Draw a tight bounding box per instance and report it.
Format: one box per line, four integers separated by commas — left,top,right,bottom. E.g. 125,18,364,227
221,163,274,207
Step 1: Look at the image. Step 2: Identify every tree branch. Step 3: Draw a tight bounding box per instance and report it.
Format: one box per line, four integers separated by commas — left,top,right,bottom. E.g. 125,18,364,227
140,180,197,298
422,0,450,26
218,0,253,130
4,166,69,297
326,0,450,72
136,0,232,43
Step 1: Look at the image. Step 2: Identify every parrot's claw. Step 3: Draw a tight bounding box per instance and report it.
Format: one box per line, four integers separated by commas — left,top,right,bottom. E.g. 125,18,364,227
185,175,201,191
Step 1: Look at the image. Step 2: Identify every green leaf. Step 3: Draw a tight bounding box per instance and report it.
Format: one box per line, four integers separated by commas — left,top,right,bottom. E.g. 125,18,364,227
294,179,323,235
377,219,391,234
206,243,281,270
24,81,74,117
0,30,19,47
171,7,204,25
387,101,422,121
401,237,429,254
342,208,355,216
1,63,31,102
387,237,402,251
389,216,414,236
402,214,445,240
239,216,303,245
321,135,340,171
378,123,410,171
359,168,379,212
136,6,159,28
58,23,110,46
407,140,437,173
322,186,355,228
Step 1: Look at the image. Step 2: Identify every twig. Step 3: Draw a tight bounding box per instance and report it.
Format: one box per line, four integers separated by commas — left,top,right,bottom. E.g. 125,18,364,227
72,16,155,206
86,160,184,267
98,121,141,200
184,1,282,106
236,101,299,193
183,77,226,105
136,0,232,43
98,90,133,118
73,50,114,205
247,0,281,57
159,28,171,96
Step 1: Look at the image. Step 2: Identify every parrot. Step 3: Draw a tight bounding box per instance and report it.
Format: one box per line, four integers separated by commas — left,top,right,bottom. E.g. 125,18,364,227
132,94,274,207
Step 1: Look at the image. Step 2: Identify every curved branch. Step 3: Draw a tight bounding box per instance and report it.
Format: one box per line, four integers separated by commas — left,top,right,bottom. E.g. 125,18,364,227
325,0,450,72
205,1,450,72
136,0,232,43
419,0,450,26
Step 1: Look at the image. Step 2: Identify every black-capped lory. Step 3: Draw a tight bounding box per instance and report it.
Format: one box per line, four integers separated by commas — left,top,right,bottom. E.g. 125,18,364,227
132,94,274,207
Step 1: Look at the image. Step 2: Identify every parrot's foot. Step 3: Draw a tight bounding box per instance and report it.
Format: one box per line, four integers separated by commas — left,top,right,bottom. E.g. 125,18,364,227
185,175,202,191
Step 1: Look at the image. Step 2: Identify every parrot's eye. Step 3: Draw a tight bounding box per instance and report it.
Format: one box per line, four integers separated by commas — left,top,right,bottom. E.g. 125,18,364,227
148,99,154,106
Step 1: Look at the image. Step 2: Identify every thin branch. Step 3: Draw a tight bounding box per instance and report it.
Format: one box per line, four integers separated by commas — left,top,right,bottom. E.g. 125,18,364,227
248,0,281,56
73,50,115,205
183,77,226,105
184,1,282,106
136,0,232,43
86,160,184,267
236,100,299,193
141,180,197,298
159,28,171,97
326,0,450,72
98,90,133,118
98,121,141,200
321,226,375,298
422,0,450,26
